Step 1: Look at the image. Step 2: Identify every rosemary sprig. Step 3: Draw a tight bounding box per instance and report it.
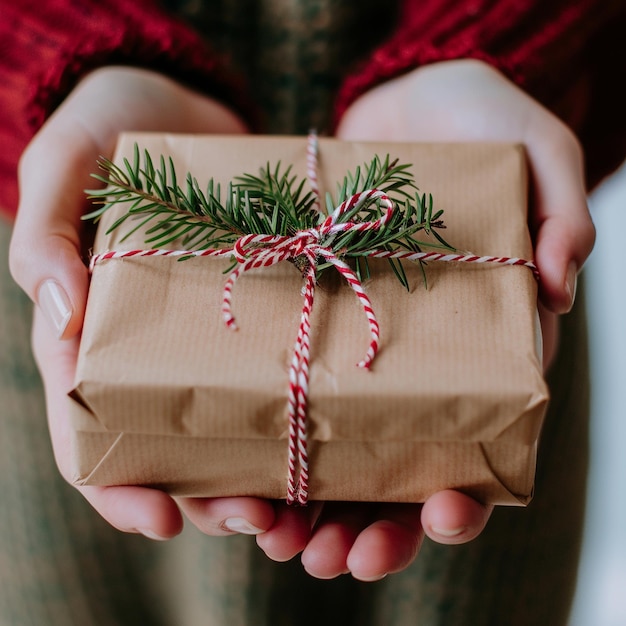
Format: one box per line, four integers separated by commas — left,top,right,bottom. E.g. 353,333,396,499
85,143,455,288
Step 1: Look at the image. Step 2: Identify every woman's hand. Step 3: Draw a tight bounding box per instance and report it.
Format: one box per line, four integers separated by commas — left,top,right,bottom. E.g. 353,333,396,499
8,67,284,540
291,58,596,581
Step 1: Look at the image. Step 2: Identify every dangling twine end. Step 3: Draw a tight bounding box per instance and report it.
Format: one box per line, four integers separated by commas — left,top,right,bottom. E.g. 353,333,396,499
356,339,379,370
287,488,309,507
286,497,308,507
286,490,309,507
223,314,238,330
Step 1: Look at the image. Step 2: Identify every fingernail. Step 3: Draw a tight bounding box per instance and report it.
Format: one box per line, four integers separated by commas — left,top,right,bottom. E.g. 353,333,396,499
358,573,388,582
136,528,169,541
431,526,466,538
37,279,73,338
222,517,264,535
565,261,578,312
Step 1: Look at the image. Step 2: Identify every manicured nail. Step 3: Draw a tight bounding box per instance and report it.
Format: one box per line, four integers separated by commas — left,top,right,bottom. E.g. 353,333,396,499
136,528,169,541
37,279,72,338
565,261,578,312
431,526,466,538
222,517,264,535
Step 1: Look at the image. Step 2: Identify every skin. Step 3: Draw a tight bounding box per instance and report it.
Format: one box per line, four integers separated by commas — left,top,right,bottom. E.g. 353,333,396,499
9,60,594,582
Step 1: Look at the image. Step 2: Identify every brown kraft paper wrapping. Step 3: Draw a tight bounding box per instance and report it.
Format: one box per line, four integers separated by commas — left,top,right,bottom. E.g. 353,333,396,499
69,133,549,506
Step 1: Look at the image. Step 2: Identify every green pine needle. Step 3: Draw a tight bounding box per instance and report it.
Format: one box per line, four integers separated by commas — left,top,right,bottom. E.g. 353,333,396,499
85,144,456,288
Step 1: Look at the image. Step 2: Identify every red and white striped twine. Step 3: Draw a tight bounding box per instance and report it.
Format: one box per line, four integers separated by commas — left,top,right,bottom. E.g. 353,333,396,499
90,132,538,505
306,129,321,214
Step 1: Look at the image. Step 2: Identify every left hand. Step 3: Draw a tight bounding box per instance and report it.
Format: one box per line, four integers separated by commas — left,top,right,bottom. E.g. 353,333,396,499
256,59,593,581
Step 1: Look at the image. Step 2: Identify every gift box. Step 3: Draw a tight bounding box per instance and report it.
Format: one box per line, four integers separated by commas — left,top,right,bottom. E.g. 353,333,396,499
68,133,548,505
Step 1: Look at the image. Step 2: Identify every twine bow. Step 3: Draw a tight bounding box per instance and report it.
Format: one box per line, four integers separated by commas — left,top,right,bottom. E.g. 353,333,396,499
90,132,538,506
222,182,396,504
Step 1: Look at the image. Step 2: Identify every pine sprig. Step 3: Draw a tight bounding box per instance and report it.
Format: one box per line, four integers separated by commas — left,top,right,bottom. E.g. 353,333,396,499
233,163,321,235
85,143,455,287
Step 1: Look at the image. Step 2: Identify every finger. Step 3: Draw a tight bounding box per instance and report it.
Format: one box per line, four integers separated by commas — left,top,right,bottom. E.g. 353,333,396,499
346,504,423,582
255,501,317,562
179,497,276,537
32,309,183,539
420,490,492,545
31,308,85,466
10,125,98,338
301,502,372,579
81,486,184,540
524,118,595,314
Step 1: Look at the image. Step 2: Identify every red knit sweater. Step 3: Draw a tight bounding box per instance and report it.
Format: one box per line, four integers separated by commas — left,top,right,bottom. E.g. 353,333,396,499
1,0,624,220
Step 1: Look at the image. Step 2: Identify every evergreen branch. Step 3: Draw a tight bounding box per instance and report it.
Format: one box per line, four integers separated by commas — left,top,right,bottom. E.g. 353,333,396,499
85,143,456,287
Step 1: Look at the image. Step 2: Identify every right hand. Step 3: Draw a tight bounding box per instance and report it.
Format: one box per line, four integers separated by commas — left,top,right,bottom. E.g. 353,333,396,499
9,66,280,540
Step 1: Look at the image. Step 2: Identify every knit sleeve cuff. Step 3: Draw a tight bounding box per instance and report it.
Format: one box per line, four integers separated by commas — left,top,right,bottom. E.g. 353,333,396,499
333,0,620,127
0,0,249,217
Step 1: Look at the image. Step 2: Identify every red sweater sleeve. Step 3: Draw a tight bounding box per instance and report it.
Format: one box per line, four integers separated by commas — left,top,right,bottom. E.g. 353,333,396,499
0,0,247,220
335,0,626,189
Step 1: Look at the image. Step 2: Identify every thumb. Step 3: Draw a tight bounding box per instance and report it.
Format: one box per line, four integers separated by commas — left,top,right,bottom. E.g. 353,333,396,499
9,134,96,339
525,117,595,315
10,233,89,340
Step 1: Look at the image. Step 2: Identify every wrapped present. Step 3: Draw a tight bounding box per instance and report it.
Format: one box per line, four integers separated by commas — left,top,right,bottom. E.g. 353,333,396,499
68,133,548,505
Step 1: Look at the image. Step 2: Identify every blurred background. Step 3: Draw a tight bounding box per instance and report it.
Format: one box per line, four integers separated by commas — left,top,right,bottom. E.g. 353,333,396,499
570,162,626,626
